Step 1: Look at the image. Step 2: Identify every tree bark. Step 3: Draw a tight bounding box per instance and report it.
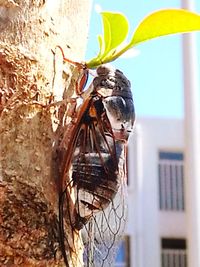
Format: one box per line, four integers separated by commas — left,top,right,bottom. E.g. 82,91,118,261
0,0,92,266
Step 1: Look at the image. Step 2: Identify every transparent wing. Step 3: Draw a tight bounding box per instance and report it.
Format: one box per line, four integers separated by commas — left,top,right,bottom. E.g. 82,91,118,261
59,93,125,266
82,172,128,267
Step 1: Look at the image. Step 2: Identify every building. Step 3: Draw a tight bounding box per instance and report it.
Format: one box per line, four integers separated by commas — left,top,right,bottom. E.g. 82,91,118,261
115,117,187,267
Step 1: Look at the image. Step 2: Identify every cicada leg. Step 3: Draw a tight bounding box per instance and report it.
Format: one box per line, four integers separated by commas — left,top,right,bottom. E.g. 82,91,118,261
59,190,70,267
54,45,88,96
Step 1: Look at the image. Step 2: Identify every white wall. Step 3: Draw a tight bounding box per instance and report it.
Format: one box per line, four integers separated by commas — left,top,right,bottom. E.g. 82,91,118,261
126,117,186,267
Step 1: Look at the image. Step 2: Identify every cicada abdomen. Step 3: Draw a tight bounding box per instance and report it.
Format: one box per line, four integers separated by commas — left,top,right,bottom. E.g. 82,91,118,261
59,65,135,267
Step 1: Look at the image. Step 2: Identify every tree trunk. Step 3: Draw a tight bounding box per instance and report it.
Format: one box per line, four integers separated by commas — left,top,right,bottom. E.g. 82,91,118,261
0,0,92,266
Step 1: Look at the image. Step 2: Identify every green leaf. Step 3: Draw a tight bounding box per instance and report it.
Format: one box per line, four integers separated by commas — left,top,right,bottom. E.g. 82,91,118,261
87,12,129,68
87,9,200,68
128,9,200,48
101,12,129,56
97,35,104,57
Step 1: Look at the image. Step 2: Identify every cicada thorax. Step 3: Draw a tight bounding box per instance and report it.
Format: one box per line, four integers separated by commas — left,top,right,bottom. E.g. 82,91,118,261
93,65,135,139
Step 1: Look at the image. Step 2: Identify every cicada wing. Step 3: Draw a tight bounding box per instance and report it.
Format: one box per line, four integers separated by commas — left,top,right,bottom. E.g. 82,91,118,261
81,144,128,267
59,93,125,266
82,176,128,267
58,96,94,266
69,96,120,225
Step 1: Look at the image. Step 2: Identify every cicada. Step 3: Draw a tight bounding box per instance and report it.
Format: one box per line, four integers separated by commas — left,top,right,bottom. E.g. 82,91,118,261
58,64,135,267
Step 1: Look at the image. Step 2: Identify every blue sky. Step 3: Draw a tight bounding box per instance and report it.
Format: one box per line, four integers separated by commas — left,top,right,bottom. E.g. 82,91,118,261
86,0,200,118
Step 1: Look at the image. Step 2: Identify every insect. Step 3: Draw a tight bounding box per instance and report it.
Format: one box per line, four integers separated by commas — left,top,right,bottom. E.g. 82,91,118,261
58,62,135,267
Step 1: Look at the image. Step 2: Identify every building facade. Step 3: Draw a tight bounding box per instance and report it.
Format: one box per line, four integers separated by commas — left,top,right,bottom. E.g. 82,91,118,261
115,117,187,267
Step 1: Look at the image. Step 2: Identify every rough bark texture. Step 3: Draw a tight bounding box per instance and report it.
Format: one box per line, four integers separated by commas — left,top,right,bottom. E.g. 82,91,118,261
0,0,92,266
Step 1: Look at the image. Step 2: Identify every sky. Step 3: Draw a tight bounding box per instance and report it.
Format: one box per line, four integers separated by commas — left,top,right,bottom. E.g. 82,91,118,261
86,0,200,119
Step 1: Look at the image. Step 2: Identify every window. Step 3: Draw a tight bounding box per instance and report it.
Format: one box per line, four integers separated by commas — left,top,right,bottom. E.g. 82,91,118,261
158,151,185,211
161,238,187,267
115,236,130,267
